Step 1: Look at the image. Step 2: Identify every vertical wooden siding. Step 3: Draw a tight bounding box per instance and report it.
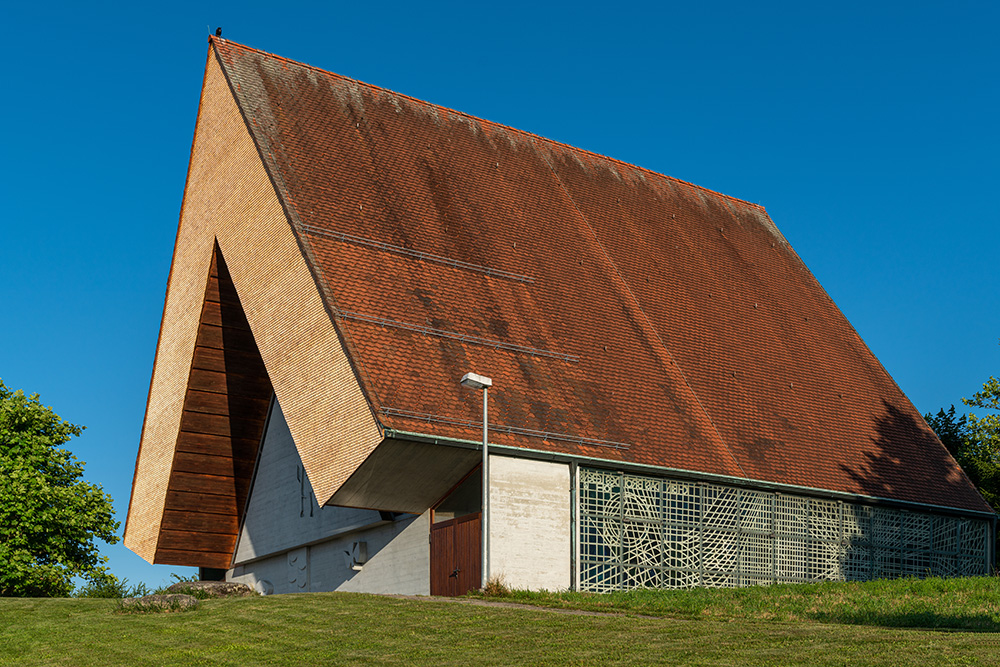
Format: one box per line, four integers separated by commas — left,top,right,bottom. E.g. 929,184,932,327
154,245,273,568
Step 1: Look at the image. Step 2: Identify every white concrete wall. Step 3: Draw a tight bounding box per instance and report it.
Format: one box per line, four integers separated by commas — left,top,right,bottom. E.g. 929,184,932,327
228,399,430,594
488,456,571,591
233,400,384,563
228,511,431,595
311,511,430,594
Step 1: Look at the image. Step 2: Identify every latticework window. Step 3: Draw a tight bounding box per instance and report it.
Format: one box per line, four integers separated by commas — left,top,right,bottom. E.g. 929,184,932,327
577,468,991,591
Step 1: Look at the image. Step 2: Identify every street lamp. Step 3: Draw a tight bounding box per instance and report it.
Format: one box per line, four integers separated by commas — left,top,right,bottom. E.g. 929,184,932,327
460,371,492,589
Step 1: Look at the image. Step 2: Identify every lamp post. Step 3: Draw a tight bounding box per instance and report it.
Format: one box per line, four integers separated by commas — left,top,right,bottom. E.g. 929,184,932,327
460,371,492,589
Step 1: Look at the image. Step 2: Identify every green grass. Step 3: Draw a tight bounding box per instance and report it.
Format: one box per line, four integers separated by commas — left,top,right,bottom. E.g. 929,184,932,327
1,578,998,666
472,576,1000,630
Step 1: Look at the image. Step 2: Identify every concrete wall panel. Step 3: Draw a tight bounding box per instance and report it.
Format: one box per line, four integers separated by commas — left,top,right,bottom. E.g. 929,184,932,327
489,456,571,591
229,511,430,595
234,400,383,563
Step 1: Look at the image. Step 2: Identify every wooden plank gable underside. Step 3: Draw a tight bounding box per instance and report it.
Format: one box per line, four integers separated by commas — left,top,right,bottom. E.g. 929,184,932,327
154,247,272,568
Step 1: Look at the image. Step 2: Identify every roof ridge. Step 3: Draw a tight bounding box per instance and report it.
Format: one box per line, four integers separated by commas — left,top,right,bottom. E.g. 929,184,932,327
209,35,767,214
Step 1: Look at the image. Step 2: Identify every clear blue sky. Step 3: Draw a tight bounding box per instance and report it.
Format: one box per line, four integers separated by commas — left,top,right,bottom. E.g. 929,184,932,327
2,1,997,589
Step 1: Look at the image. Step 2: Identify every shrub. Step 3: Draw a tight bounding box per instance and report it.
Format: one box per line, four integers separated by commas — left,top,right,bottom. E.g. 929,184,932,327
482,576,511,597
74,577,151,599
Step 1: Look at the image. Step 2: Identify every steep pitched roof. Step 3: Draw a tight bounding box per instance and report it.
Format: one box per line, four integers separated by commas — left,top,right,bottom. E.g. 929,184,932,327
128,35,990,566
209,37,988,513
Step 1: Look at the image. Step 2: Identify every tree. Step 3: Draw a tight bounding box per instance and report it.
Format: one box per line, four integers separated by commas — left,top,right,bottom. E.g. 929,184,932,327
0,380,119,596
925,404,968,461
925,379,1000,513
961,376,1000,510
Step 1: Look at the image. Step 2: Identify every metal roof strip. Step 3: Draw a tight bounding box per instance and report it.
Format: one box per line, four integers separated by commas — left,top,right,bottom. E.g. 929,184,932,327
379,407,629,450
302,225,535,284
339,311,579,362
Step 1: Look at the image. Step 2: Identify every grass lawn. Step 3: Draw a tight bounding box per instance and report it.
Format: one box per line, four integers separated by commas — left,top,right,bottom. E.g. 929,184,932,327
1,578,998,666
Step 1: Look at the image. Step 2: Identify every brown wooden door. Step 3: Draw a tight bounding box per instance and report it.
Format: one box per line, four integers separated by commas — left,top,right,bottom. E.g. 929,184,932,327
430,512,481,596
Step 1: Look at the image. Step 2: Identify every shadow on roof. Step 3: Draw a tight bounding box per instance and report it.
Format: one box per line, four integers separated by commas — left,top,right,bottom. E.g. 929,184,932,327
841,400,991,513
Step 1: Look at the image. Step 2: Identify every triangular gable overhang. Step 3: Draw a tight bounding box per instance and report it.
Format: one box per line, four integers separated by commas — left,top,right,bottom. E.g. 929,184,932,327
124,42,382,565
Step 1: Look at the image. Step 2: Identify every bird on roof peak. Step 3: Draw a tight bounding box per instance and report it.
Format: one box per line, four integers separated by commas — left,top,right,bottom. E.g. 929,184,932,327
215,27,222,37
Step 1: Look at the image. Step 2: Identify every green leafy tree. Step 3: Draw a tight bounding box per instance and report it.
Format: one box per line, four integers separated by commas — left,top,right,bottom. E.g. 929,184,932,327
961,376,1000,510
0,380,120,596
926,378,1000,513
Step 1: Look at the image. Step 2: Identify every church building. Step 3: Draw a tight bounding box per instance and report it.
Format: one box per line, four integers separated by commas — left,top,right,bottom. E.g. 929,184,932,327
125,36,995,595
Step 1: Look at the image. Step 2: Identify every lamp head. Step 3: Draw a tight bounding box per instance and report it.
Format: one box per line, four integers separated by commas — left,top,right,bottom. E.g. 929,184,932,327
460,372,493,390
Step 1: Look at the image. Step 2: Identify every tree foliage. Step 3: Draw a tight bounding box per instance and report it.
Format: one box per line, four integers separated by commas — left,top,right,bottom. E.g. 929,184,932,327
0,380,120,597
925,376,1000,513
925,405,968,461
961,376,1000,510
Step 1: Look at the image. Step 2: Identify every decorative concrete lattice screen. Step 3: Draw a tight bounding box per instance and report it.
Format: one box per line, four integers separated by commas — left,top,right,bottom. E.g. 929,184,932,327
578,468,990,592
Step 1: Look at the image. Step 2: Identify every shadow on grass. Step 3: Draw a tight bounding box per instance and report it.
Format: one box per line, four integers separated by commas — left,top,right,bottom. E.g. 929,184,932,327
808,610,1000,632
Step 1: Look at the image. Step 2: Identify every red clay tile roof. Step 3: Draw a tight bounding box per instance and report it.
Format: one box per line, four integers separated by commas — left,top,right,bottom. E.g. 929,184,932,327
211,37,990,514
